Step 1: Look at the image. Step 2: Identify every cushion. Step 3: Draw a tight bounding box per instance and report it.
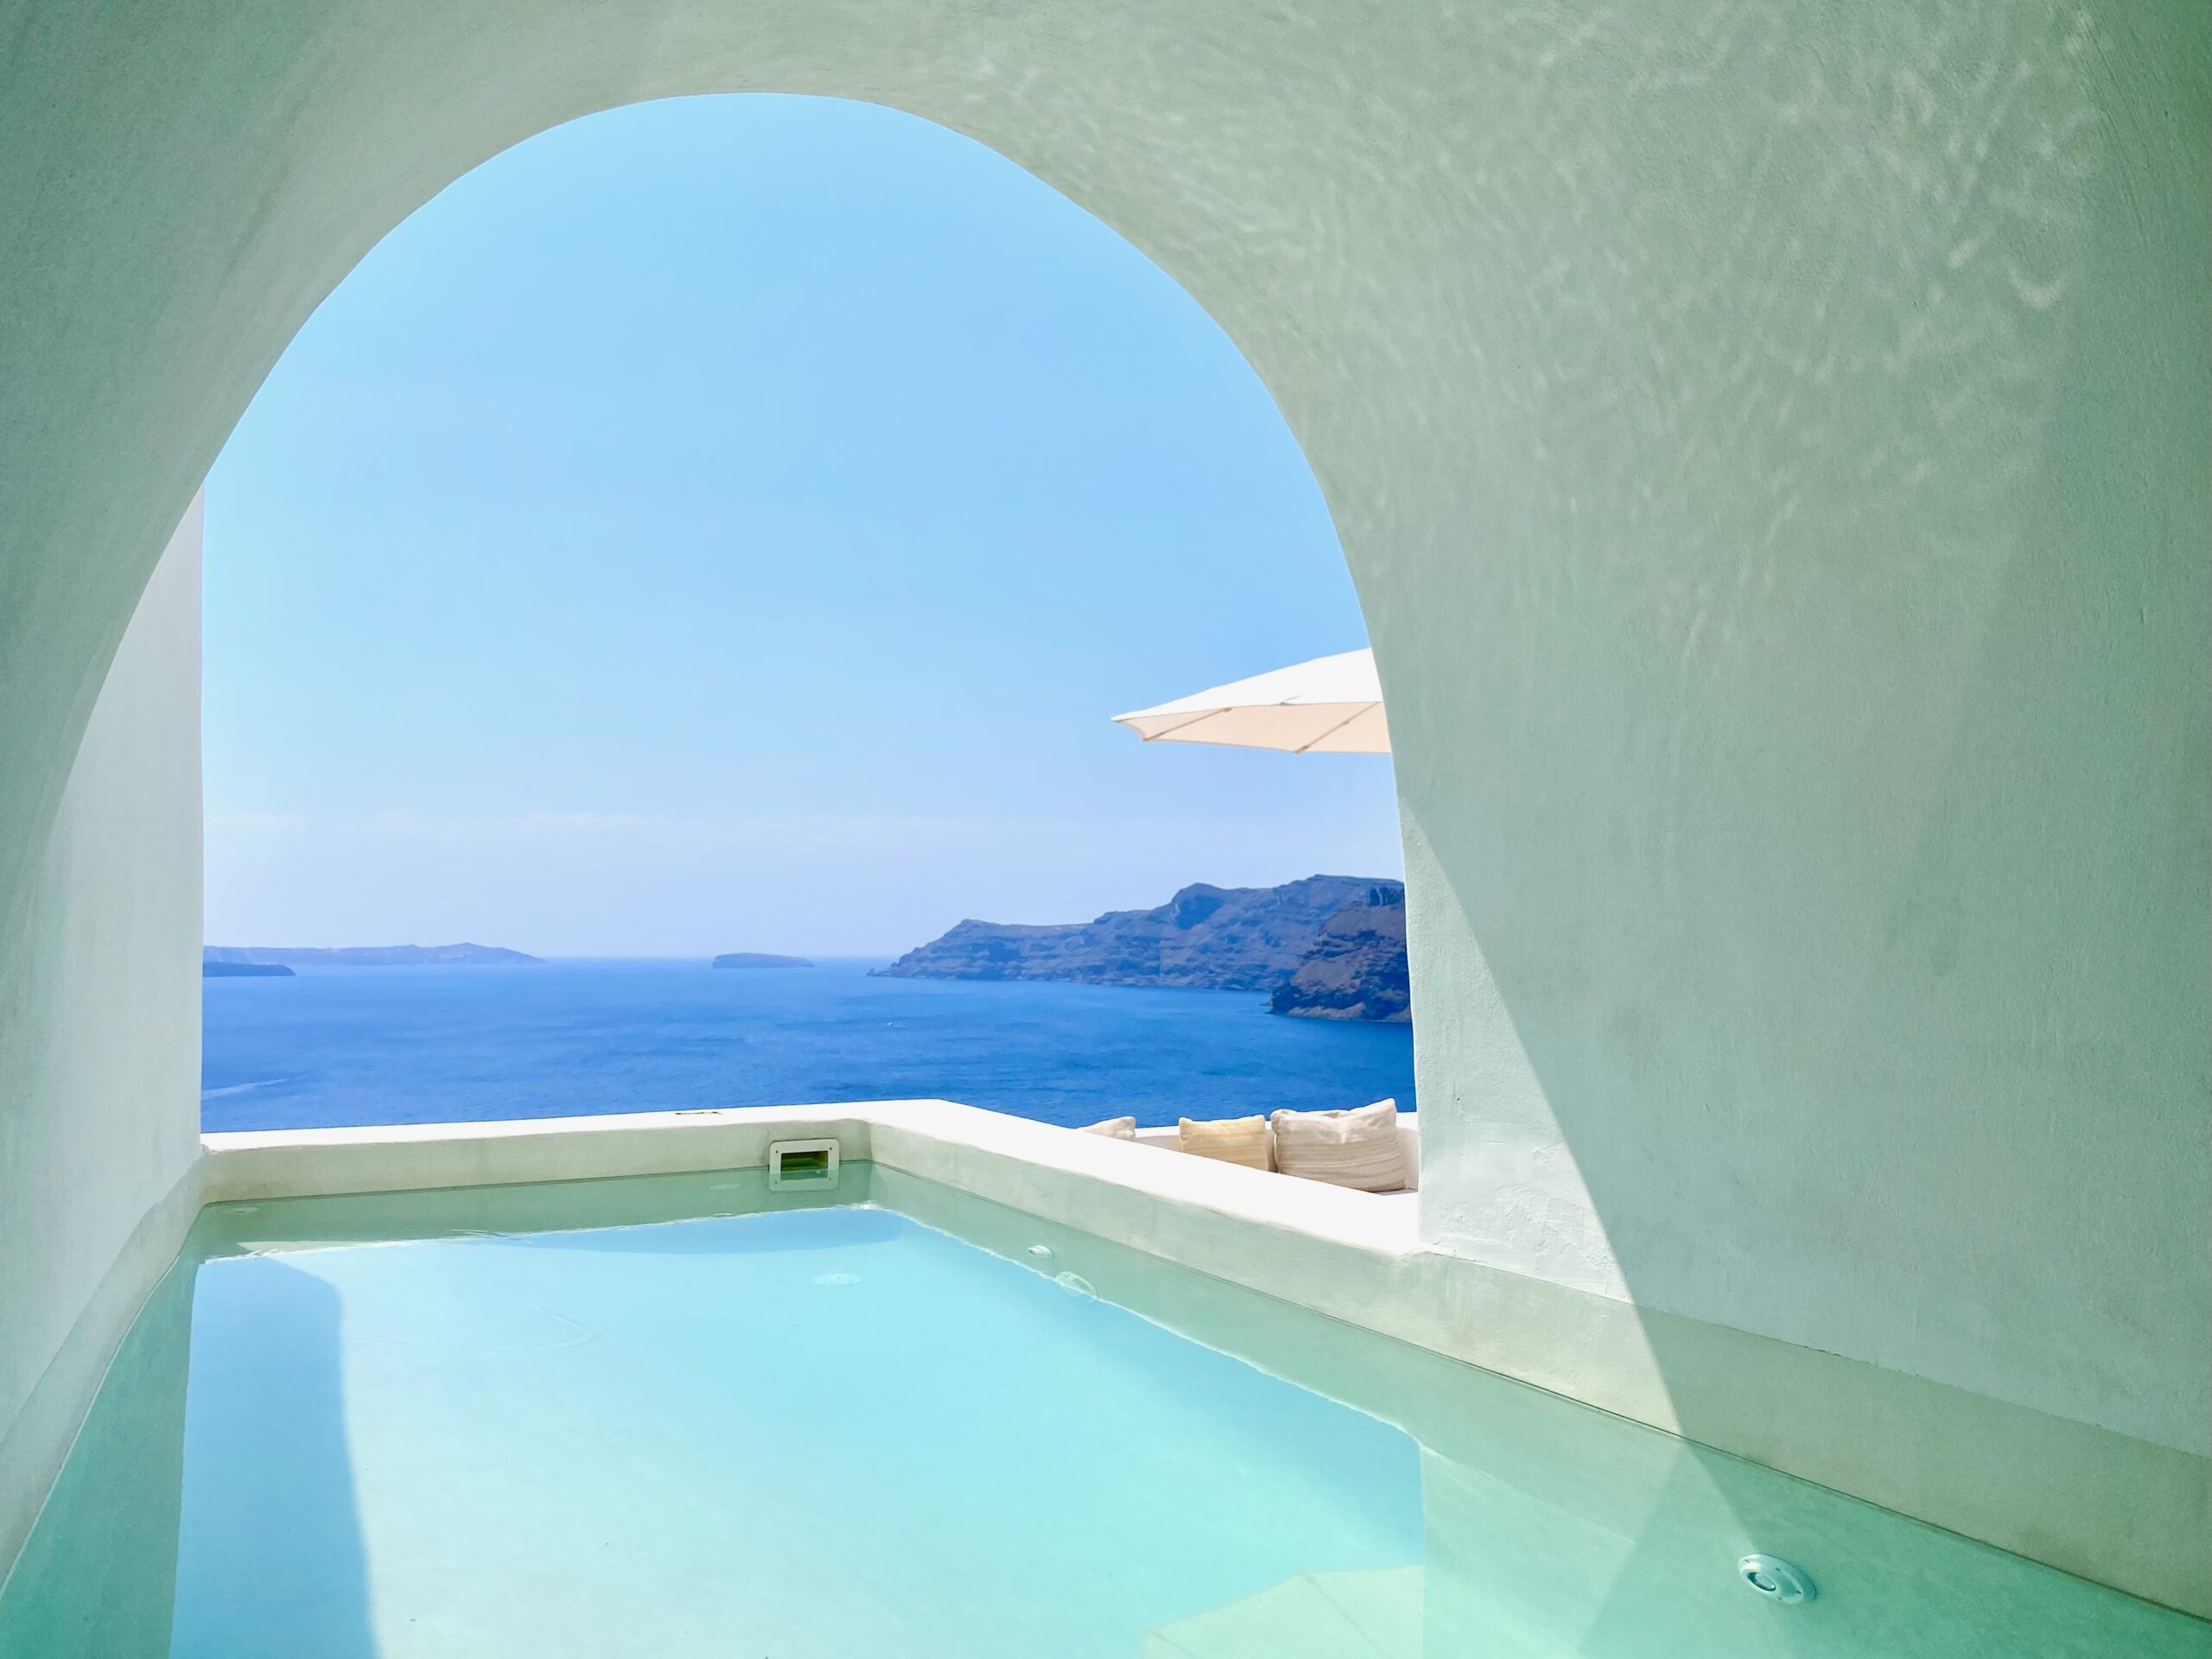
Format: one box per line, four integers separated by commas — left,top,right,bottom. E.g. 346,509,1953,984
1178,1115,1272,1170
1078,1115,1137,1139
1270,1099,1405,1192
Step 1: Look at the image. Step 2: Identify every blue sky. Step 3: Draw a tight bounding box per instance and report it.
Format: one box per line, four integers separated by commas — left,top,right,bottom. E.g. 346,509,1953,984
204,95,1399,957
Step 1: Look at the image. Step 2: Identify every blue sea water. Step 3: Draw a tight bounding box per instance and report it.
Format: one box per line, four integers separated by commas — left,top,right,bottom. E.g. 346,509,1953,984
200,957,1416,1133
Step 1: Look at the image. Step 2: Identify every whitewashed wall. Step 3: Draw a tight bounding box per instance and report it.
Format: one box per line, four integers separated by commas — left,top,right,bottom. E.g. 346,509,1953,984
0,501,204,1573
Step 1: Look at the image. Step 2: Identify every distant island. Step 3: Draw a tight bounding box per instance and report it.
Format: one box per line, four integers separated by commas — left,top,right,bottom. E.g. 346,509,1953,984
713,952,814,969
202,959,294,978
876,875,1409,1022
202,943,543,968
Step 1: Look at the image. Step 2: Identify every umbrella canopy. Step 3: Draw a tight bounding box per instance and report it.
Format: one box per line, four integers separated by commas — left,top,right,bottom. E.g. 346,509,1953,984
1112,647,1390,754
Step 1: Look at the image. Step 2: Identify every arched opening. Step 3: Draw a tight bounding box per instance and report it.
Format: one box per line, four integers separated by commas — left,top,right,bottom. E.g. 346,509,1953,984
196,92,1413,1133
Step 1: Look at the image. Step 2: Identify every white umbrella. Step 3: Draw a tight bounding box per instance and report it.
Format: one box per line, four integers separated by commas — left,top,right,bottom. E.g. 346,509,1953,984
1112,647,1389,754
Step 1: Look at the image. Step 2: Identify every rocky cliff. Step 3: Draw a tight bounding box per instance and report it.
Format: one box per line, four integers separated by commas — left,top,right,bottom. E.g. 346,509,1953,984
876,875,1409,1019
1268,887,1409,1021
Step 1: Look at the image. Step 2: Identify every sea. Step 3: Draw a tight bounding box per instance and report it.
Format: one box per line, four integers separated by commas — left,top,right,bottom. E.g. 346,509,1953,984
200,957,1417,1134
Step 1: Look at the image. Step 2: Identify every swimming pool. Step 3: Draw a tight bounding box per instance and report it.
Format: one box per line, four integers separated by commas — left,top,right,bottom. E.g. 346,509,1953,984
1,1164,2201,1656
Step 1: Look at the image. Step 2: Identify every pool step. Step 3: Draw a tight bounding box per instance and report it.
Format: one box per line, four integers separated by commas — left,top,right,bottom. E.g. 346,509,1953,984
1141,1565,1422,1659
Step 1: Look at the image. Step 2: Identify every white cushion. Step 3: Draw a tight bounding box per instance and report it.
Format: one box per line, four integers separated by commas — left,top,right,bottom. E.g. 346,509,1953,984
1269,1099,1405,1192
1177,1115,1272,1170
1077,1115,1137,1139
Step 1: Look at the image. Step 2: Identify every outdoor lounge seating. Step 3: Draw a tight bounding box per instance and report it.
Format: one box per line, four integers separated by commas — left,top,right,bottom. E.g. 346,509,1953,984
1081,1108,1419,1193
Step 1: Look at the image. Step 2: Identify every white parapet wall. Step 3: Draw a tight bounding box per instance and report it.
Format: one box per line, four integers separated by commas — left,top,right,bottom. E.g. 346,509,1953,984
201,1101,2205,1616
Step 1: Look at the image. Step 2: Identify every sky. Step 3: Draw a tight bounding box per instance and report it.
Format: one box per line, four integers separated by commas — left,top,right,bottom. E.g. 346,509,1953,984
203,94,1399,957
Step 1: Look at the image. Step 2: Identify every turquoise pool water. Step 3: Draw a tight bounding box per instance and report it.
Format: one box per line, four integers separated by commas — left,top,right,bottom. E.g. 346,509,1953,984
1,1166,2202,1657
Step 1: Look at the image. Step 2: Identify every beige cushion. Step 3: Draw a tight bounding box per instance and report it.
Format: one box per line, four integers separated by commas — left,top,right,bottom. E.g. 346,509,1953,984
1178,1115,1272,1170
1077,1115,1137,1139
1270,1099,1405,1191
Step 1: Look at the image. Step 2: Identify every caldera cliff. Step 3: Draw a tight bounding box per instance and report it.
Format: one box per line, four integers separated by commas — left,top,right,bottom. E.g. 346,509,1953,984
875,875,1408,1021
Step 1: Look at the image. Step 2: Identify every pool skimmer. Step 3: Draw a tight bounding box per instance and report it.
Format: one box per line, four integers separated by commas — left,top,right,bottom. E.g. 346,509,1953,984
766,1138,840,1192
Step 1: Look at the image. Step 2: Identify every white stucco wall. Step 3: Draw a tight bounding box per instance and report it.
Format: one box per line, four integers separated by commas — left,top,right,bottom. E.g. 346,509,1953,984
0,0,2202,1611
1390,4,2210,1465
0,501,204,1574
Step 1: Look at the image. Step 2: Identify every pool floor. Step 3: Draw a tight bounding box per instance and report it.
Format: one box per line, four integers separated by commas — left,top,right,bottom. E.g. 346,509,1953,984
1,1164,2202,1657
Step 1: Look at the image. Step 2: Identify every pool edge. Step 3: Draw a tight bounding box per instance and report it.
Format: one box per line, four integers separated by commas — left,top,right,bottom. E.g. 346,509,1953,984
7,1102,2199,1622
